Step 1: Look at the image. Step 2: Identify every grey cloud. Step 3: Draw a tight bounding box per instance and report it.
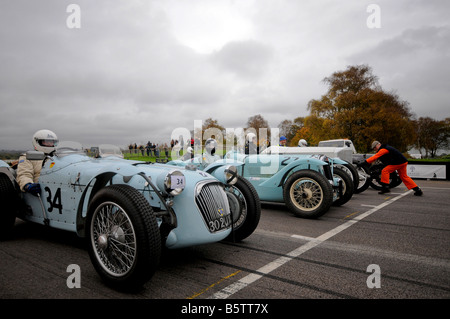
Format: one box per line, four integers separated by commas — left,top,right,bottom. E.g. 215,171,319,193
347,25,450,118
1,1,449,150
211,40,274,78
363,26,450,58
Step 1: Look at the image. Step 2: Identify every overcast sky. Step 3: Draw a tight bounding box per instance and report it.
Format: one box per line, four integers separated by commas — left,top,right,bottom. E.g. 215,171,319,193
1,0,449,150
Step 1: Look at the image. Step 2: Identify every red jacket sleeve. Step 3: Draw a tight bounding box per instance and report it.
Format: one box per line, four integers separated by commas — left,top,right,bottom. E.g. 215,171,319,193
366,148,389,164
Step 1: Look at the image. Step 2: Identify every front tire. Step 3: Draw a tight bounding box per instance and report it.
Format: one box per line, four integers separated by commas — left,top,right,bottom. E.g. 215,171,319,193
336,163,359,193
283,170,333,219
0,174,19,240
332,167,354,206
86,184,161,290
224,176,261,242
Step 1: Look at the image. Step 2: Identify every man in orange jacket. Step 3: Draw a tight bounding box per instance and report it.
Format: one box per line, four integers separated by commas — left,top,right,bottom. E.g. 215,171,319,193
359,141,423,196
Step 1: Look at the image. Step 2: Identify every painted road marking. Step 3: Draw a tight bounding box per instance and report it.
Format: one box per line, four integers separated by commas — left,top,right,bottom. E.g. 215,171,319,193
210,190,412,299
290,234,316,241
188,270,241,299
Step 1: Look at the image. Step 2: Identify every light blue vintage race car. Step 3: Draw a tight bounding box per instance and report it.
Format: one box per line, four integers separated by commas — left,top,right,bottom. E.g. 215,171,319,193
167,155,262,240
169,148,354,219
0,143,259,290
261,145,360,192
225,150,354,219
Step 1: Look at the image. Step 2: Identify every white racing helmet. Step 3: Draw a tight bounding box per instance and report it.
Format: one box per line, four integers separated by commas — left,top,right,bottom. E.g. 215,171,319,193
298,139,308,147
32,129,59,154
204,138,217,155
247,133,257,143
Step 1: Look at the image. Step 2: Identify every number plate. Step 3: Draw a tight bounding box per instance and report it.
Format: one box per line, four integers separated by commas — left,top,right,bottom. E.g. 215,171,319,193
171,175,185,188
208,214,232,232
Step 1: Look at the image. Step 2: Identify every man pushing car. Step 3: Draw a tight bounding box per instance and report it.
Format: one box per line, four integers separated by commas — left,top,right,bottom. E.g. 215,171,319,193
358,141,423,196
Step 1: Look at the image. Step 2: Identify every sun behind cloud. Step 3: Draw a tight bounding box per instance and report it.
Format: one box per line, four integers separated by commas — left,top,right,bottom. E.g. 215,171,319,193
161,0,255,54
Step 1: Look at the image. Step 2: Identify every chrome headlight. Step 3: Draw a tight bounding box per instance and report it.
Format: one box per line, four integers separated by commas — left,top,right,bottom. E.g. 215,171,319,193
157,170,185,196
319,155,329,163
211,165,238,185
224,165,238,185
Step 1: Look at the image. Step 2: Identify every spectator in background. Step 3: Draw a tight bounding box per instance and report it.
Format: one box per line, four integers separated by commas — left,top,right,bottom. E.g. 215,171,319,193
151,143,156,157
146,142,151,156
164,143,169,158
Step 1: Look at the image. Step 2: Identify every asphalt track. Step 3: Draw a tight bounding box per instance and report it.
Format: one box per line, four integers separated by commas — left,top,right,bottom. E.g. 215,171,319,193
1,180,449,306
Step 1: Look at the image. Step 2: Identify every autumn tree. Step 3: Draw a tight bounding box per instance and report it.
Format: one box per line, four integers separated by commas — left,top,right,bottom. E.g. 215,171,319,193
278,117,305,145
278,119,294,139
306,64,415,153
246,114,269,132
291,115,329,146
191,118,226,148
202,118,225,133
245,114,270,145
413,117,450,158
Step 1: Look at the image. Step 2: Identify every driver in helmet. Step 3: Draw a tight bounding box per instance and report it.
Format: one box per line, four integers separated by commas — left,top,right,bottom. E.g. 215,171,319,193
298,139,308,147
182,146,194,161
245,133,259,155
17,129,58,196
202,138,220,165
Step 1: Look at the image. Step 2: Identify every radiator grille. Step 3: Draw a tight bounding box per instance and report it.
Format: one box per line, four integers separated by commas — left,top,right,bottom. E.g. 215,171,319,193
195,182,231,233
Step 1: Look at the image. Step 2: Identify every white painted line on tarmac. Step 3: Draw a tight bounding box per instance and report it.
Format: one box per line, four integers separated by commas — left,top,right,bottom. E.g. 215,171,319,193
210,190,413,299
290,234,316,241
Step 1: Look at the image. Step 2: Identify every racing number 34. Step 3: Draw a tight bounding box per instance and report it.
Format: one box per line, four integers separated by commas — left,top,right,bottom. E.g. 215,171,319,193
44,187,63,214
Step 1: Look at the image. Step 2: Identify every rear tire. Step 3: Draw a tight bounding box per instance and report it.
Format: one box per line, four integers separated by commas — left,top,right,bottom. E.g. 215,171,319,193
369,164,402,190
283,170,333,219
355,165,371,193
86,184,161,290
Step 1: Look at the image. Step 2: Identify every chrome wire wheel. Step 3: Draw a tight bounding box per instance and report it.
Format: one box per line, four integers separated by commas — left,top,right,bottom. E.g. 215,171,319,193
90,201,137,278
283,170,333,219
290,178,324,212
357,167,369,188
